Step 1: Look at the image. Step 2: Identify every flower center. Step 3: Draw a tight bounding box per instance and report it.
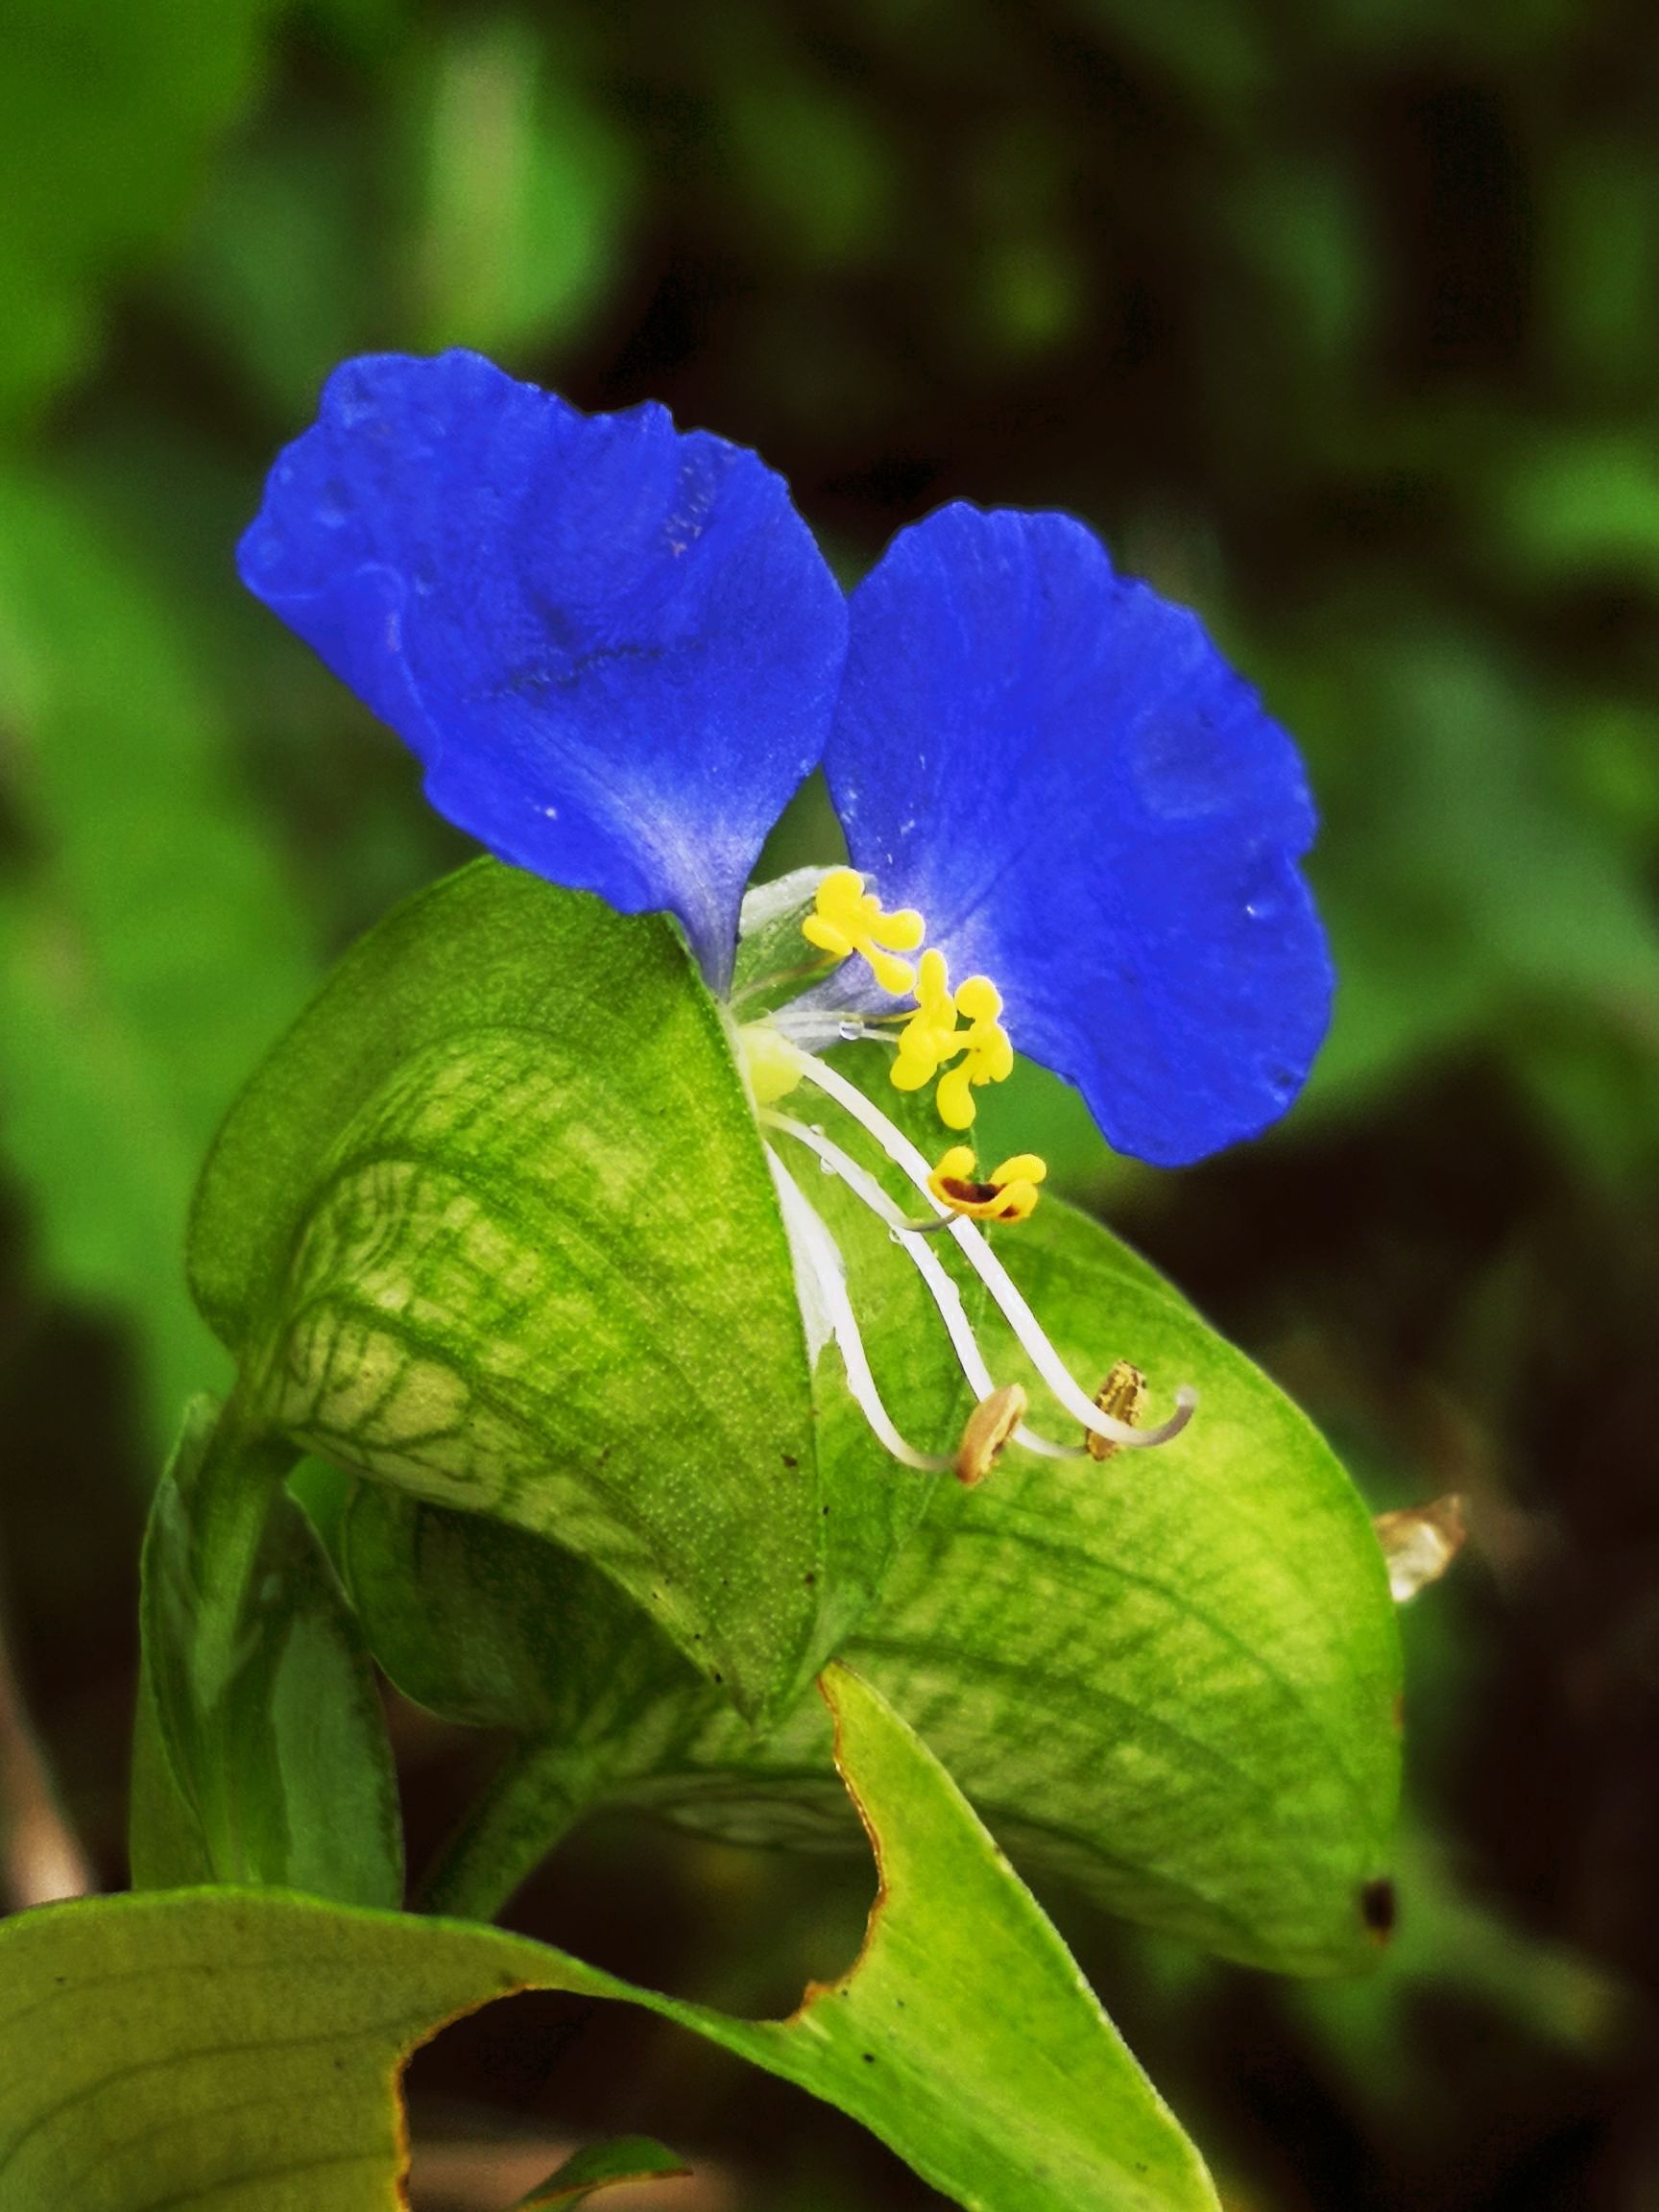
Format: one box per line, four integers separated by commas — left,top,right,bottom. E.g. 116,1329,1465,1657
800,865,925,996
796,872,1015,1132
732,863,1197,1482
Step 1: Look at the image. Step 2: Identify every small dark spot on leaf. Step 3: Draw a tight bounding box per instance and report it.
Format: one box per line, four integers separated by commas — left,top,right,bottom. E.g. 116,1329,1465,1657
1360,1877,1397,1936
781,1453,799,1468
804,1572,816,1587
861,2052,876,2063
710,1671,724,1683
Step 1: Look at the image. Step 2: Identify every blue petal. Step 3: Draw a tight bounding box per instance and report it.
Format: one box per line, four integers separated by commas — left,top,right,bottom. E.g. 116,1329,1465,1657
238,350,847,985
825,505,1334,1166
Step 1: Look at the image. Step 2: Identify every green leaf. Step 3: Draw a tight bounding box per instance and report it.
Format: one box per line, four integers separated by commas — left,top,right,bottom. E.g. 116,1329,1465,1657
345,1190,1401,1975
513,2136,690,2206
134,1398,403,1907
190,859,939,1721
0,1669,1217,2212
0,468,313,1445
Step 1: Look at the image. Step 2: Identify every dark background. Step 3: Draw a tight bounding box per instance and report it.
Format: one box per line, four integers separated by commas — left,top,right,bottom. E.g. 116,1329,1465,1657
2,0,1657,2204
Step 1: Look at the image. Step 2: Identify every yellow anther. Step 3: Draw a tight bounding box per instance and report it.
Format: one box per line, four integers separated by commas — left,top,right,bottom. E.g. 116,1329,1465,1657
736,1021,807,1105
892,948,960,1093
926,1145,1047,1224
933,973,1014,1129
801,867,926,996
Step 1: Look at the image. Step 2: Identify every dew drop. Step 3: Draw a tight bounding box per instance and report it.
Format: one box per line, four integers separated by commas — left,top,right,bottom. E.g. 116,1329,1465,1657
837,1020,862,1042
819,1156,837,1174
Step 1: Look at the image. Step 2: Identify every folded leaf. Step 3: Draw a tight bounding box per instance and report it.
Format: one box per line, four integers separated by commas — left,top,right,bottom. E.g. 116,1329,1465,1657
347,1189,1401,1974
0,1668,1218,2212
190,859,885,1721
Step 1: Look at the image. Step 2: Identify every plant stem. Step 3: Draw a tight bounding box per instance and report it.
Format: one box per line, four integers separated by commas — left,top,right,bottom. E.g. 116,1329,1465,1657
418,1733,608,1924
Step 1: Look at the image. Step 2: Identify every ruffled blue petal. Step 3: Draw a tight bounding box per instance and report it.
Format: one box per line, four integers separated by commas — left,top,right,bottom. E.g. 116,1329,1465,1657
238,350,847,985
826,505,1333,1166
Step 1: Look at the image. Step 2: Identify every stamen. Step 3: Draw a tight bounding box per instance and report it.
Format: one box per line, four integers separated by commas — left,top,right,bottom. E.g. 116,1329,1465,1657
935,974,1015,1131
802,867,926,997
1084,1359,1147,1461
955,1384,1028,1487
766,1155,952,1475
762,1112,1084,1464
926,1144,1046,1224
789,1054,1197,1452
891,949,959,1093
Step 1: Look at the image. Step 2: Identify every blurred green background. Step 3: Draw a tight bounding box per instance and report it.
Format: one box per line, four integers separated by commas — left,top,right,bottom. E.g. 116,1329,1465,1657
2,0,1657,2204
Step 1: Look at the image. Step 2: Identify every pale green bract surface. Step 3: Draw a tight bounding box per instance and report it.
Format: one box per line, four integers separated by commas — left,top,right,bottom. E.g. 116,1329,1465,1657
346,1189,1402,1973
662,1194,1405,1974
0,1669,1218,2212
188,861,943,1723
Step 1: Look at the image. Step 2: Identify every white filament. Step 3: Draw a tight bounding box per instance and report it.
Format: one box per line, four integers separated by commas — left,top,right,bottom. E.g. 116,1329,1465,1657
791,1055,1197,1451
766,1155,952,1474
763,1112,1084,1462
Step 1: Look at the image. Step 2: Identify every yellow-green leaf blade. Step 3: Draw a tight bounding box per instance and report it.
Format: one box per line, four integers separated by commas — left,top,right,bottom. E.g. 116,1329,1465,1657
0,1669,1216,2212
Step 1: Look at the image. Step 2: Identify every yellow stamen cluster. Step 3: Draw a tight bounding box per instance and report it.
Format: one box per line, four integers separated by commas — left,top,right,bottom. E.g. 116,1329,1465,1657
927,1146,1047,1224
891,949,957,1094
933,973,1015,1131
894,955,1015,1129
802,867,925,996
800,876,1017,1132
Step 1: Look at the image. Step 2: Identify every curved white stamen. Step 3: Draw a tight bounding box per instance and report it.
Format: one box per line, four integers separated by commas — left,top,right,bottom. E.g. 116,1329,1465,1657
763,1112,1085,1463
792,1056,1197,1451
766,1155,952,1475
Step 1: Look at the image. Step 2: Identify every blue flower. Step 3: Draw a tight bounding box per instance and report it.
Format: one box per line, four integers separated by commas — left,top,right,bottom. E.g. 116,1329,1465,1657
241,349,1330,1170
237,349,846,990
241,349,1333,1473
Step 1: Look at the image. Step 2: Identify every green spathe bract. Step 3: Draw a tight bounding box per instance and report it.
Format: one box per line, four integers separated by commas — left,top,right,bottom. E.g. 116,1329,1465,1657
187,860,945,1723
0,1669,1219,2212
344,1191,1402,1974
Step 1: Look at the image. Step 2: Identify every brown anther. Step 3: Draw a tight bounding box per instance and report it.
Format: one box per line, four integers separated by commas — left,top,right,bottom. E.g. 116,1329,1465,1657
1372,1495,1469,1602
1085,1358,1147,1461
938,1176,1002,1208
954,1384,1028,1487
